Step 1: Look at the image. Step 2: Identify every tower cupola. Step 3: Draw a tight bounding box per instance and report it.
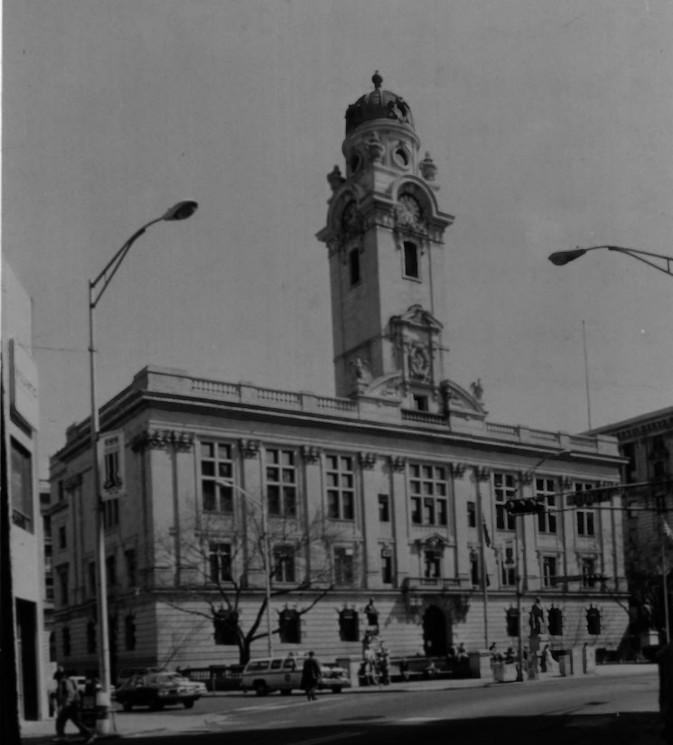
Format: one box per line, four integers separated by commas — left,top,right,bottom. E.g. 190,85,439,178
345,71,415,134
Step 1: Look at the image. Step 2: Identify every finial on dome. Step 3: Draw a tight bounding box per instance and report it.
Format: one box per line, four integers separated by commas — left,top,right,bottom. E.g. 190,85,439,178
372,70,383,89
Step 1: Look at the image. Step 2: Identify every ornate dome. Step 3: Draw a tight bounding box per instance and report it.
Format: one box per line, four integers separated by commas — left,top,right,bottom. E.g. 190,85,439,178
345,71,414,135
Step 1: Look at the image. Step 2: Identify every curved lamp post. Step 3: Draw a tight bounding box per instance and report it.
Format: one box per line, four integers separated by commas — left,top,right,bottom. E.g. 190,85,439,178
549,245,673,278
214,479,273,656
89,201,197,732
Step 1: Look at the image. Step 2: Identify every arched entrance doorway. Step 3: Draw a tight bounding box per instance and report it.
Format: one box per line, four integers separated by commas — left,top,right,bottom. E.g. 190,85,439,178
422,605,448,656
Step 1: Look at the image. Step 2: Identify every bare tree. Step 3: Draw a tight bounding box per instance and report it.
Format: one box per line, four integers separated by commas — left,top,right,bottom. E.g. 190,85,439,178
156,501,345,664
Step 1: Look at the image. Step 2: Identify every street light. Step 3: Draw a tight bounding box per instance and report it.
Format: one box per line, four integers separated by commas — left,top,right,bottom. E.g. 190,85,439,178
549,245,673,278
88,201,197,733
214,479,273,656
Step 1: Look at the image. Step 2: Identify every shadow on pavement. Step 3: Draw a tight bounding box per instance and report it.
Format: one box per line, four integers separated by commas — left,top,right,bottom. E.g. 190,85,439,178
23,711,664,745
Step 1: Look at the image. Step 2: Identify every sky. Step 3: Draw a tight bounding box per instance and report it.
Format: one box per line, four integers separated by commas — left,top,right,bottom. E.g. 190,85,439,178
2,0,673,478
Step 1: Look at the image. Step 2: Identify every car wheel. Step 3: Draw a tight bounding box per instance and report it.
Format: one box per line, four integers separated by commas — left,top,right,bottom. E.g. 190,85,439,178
183,699,195,709
254,682,268,696
123,701,133,712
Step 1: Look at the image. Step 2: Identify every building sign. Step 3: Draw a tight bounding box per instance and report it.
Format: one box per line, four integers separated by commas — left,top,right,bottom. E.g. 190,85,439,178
9,339,39,428
98,430,125,500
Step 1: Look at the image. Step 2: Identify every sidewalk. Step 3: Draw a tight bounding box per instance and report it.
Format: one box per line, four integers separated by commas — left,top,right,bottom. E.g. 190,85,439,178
20,663,658,742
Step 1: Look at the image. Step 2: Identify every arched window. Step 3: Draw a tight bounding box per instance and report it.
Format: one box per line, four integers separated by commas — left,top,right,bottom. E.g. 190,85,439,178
403,241,419,278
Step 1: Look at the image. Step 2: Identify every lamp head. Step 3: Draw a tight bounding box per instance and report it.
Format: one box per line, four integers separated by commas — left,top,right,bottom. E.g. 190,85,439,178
548,248,587,266
162,200,199,221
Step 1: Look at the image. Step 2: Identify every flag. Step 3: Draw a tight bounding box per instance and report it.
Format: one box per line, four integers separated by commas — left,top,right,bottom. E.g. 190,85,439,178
662,517,673,542
482,520,491,548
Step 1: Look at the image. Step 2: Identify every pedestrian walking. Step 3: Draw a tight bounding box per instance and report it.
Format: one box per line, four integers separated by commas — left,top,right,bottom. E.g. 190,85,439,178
301,651,322,701
53,668,96,744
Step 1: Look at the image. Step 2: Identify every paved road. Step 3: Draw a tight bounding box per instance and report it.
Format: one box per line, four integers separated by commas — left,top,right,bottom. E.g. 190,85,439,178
22,665,663,745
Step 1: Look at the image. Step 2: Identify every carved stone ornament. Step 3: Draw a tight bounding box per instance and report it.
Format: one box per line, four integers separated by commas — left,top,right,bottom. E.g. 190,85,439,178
408,343,431,381
301,446,321,464
327,165,345,192
473,466,491,482
449,462,467,478
358,452,377,469
420,151,437,181
64,474,83,492
365,132,385,163
239,439,261,459
131,429,194,452
388,455,406,472
559,476,573,491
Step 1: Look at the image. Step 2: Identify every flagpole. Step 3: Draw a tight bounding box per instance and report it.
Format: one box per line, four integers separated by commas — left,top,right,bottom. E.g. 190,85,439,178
475,468,489,649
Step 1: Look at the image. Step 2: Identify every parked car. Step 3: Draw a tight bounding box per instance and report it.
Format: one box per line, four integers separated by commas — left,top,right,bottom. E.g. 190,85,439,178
115,671,201,711
116,667,166,689
318,662,351,693
241,655,348,696
180,664,244,692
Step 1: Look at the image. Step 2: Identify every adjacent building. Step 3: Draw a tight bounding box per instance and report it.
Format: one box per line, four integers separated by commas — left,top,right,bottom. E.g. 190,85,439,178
2,262,49,720
591,407,673,653
49,74,629,677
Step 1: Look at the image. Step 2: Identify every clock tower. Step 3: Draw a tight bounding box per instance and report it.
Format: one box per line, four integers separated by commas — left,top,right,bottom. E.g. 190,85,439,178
317,72,456,414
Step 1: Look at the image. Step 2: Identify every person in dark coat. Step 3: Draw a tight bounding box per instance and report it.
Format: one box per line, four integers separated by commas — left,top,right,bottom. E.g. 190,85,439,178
301,651,322,701
53,668,96,744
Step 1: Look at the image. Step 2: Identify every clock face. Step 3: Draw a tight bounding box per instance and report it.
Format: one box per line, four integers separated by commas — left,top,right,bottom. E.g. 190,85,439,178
398,194,421,224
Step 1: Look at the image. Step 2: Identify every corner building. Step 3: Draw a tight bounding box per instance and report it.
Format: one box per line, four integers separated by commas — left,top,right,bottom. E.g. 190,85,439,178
50,74,628,675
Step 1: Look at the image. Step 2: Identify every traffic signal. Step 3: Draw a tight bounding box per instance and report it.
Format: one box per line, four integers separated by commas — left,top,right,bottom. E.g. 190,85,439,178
505,498,545,516
506,607,520,637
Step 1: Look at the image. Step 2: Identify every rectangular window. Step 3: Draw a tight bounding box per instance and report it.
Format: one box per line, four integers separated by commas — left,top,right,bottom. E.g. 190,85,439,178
403,241,419,278
334,547,355,586
467,501,476,528
577,508,596,536
125,549,137,587
535,477,557,534
266,449,297,517
326,455,355,520
409,463,448,527
273,546,295,584
201,441,234,513
378,495,390,522
413,395,428,411
10,438,34,532
106,554,117,586
349,247,361,286
58,565,69,606
381,551,393,584
581,558,596,587
470,550,480,586
493,472,516,531
542,556,557,587
58,525,67,550
501,545,516,587
209,543,232,583
103,498,119,529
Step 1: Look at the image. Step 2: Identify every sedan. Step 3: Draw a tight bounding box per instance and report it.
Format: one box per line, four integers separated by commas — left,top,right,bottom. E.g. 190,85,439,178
115,672,201,711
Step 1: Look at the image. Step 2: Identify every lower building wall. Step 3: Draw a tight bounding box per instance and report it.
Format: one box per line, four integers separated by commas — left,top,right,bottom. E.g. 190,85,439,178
102,590,630,672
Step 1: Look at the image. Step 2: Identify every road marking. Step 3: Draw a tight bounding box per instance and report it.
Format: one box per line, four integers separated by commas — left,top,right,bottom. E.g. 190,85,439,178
394,717,443,724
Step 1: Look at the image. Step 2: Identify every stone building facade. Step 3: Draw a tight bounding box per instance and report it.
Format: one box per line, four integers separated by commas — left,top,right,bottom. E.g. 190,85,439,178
49,74,628,676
